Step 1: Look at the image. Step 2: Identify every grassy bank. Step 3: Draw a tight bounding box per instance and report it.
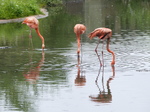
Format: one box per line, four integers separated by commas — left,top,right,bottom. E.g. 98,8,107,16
0,0,42,19
0,0,62,19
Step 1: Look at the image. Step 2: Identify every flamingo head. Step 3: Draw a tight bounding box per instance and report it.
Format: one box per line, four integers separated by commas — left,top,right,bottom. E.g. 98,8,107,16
22,17,39,29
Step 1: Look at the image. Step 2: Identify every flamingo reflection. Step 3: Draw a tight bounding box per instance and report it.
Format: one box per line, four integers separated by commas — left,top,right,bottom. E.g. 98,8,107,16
23,51,45,83
75,55,86,86
89,65,115,103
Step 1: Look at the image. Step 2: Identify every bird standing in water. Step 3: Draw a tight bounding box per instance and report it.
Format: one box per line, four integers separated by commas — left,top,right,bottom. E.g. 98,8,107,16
88,28,115,66
22,16,45,49
74,24,86,56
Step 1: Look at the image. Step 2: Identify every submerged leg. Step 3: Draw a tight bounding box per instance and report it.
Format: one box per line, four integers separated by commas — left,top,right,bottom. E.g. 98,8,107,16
95,65,102,82
29,38,33,50
95,62,104,82
29,28,32,38
76,35,81,55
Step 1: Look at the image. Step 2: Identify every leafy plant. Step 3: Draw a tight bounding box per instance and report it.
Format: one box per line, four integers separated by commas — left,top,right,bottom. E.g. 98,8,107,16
0,0,42,19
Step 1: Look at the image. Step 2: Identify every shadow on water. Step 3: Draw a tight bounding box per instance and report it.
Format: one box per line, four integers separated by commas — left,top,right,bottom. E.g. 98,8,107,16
23,51,45,83
74,55,86,86
89,65,115,103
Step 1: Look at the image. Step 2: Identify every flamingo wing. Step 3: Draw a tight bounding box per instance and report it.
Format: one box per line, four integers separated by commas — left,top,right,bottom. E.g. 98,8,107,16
88,28,112,40
22,17,39,29
88,28,102,39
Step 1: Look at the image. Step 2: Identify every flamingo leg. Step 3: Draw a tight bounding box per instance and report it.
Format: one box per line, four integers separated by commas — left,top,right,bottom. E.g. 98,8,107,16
95,80,102,93
77,37,80,59
106,38,115,66
77,37,81,55
95,62,104,82
80,35,83,59
77,54,80,67
29,28,32,38
101,64,105,91
95,65,102,82
101,41,104,66
29,38,33,50
28,28,33,49
95,39,103,66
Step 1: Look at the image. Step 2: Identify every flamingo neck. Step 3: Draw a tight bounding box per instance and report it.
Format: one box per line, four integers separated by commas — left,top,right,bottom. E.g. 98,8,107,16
106,38,115,65
35,28,45,49
76,34,81,54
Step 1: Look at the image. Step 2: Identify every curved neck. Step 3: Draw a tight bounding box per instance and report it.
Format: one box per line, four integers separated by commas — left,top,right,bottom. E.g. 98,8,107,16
106,38,115,65
35,28,45,49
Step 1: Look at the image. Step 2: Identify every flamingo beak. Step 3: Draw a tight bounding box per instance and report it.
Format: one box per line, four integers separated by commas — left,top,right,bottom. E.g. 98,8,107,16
22,21,25,24
22,20,27,24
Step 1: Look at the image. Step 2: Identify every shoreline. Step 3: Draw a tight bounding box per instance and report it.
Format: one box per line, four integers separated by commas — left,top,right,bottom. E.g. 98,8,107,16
0,8,48,24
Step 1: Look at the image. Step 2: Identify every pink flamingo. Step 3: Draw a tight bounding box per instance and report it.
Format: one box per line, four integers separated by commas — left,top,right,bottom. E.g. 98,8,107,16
74,24,86,55
88,28,115,66
22,16,45,49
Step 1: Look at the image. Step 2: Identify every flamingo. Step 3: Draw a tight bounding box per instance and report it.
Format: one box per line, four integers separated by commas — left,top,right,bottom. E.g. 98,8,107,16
22,16,45,49
74,24,86,56
88,28,115,66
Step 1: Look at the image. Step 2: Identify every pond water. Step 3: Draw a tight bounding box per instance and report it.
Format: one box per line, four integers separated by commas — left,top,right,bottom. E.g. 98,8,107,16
0,0,150,112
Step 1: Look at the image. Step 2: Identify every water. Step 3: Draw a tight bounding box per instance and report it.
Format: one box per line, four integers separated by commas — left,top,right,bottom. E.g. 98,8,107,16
0,0,150,112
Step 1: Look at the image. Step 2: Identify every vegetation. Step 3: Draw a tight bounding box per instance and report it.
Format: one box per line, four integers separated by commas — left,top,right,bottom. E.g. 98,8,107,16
114,0,150,30
0,0,62,19
0,0,41,19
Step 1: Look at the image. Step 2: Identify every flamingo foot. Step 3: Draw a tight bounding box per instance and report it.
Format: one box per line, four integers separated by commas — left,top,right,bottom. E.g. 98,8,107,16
77,53,80,58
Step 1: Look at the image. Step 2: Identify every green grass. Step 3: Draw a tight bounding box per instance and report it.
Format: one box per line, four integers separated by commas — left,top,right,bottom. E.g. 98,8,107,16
0,0,63,19
0,0,42,19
